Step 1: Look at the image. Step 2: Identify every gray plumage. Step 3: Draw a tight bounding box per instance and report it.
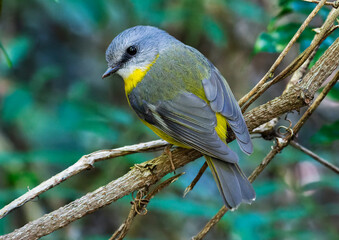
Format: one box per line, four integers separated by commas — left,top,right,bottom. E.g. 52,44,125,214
203,62,253,155
206,157,255,209
152,92,240,163
104,25,255,209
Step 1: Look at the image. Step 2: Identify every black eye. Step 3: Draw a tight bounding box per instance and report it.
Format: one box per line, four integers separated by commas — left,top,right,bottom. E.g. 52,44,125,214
126,46,137,55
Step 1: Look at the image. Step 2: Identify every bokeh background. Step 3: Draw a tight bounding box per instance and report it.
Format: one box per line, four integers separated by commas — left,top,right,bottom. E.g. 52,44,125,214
1,0,339,239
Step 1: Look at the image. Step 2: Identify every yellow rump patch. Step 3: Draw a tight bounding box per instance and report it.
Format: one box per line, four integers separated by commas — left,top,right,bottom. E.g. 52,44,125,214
215,113,228,143
124,54,159,94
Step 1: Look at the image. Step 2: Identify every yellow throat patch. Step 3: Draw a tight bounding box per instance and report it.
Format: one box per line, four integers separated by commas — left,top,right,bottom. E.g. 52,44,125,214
124,54,159,94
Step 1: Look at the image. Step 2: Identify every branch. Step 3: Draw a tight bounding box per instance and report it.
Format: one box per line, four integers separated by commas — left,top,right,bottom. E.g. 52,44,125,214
1,7,339,240
193,67,339,240
240,3,339,112
290,140,339,174
1,35,338,239
183,162,208,197
1,148,201,240
303,0,339,8
239,0,328,108
0,140,168,219
192,206,228,240
110,173,184,240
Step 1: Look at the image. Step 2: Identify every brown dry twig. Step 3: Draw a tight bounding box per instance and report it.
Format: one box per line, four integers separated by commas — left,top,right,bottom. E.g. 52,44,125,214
110,173,184,240
238,0,328,109
1,4,339,240
193,69,339,240
303,0,339,8
0,139,168,219
290,140,339,174
183,162,208,197
241,6,339,111
185,8,336,195
2,36,337,240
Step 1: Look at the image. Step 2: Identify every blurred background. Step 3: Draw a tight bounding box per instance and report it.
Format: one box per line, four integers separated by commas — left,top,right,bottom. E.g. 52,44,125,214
0,0,338,239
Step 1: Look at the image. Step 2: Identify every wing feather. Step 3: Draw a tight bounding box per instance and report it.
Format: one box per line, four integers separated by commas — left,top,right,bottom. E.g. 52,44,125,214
202,63,253,155
146,92,239,163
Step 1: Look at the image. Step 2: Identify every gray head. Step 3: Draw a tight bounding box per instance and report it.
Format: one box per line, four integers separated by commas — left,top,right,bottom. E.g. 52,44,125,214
102,26,178,79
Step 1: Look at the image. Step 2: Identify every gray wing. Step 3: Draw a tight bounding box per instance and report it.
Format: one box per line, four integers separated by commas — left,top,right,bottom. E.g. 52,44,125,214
143,92,239,164
202,63,253,155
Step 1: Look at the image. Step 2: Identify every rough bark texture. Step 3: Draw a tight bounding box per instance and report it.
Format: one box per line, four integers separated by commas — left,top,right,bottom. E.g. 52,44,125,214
1,28,338,240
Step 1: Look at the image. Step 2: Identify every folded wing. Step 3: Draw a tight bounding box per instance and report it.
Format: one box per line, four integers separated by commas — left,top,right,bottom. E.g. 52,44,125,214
202,63,253,155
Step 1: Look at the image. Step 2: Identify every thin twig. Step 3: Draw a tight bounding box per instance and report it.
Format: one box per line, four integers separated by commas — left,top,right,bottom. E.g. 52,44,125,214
290,140,339,174
183,162,208,197
110,173,184,240
191,206,228,240
146,172,185,200
186,18,335,198
284,45,320,94
192,63,339,240
238,0,328,108
303,0,339,8
2,33,338,240
250,71,338,182
0,139,168,219
241,6,339,112
109,190,146,240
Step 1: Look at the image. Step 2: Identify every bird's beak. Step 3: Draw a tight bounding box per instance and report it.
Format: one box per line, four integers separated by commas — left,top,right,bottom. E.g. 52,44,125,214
102,65,121,79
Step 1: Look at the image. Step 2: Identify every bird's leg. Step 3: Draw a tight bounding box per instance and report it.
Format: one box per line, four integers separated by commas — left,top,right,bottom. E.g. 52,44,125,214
164,144,175,172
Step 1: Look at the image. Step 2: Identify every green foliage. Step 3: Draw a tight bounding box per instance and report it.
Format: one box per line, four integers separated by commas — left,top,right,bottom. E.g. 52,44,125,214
311,121,339,144
254,0,339,193
0,0,338,239
254,0,338,65
327,83,339,101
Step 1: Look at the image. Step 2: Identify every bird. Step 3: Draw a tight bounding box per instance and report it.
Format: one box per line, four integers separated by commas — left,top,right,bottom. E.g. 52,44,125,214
102,25,255,210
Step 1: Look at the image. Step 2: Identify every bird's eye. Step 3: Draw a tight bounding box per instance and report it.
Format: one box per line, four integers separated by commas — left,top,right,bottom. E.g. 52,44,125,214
126,46,137,55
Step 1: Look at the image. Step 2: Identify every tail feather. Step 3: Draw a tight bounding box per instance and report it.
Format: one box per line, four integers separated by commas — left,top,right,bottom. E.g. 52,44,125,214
205,156,255,209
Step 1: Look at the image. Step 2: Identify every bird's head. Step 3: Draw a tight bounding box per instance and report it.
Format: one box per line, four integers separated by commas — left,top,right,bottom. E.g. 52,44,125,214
102,25,175,80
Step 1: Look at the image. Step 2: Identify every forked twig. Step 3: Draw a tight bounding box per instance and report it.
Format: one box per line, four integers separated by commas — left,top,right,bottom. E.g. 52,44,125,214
0,140,168,219
110,173,184,240
241,7,339,112
238,0,328,109
187,0,338,208
1,4,338,239
303,0,339,8
192,60,339,240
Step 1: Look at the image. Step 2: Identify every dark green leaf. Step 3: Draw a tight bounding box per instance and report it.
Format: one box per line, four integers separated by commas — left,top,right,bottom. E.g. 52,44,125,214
0,40,12,67
311,121,339,144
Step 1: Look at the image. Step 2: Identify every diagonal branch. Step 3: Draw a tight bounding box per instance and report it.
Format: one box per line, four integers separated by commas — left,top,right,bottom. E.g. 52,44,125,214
1,35,338,240
303,0,339,8
290,140,339,174
0,139,168,219
1,8,339,240
240,3,339,112
238,0,328,108
192,68,339,240
110,173,184,240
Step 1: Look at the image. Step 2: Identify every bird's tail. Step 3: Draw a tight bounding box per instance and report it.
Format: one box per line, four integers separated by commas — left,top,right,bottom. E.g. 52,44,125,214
205,155,256,210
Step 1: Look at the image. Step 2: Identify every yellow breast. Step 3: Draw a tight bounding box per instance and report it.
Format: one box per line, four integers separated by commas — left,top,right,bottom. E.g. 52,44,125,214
123,52,228,147
123,55,159,94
